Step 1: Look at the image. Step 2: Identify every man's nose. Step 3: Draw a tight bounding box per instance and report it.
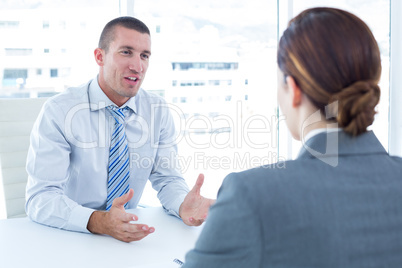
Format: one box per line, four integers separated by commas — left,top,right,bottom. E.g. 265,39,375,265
128,54,143,73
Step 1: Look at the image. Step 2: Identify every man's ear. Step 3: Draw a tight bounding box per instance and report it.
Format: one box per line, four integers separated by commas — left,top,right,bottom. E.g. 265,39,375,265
94,48,105,66
286,76,302,107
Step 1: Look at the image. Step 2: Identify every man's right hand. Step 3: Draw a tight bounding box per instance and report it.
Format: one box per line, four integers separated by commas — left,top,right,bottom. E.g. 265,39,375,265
87,189,155,242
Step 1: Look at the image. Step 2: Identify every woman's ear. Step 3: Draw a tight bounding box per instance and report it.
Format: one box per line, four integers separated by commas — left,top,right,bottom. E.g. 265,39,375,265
94,48,105,66
286,76,302,107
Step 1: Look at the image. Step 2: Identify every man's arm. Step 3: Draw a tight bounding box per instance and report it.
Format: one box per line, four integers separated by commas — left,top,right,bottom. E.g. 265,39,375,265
25,99,94,232
147,102,190,217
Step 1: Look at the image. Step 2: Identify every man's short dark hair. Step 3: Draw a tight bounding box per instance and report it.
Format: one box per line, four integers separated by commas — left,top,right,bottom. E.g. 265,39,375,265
98,16,150,52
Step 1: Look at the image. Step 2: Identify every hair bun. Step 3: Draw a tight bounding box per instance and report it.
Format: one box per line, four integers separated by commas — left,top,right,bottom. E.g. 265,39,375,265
328,80,380,136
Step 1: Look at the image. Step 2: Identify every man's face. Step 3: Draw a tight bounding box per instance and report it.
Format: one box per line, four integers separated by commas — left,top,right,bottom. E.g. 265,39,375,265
96,26,151,106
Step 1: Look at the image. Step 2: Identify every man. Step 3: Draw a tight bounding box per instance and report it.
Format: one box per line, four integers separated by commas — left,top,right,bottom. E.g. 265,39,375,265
25,16,214,242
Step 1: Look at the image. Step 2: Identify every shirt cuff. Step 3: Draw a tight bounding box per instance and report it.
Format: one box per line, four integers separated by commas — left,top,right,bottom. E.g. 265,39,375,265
163,193,187,219
66,205,95,233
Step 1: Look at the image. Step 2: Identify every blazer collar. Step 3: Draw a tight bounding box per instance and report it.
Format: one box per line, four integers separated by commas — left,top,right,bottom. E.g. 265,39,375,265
297,130,387,161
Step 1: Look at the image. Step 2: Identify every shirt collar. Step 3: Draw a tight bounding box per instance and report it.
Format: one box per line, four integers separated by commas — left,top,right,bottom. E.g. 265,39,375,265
302,127,342,144
88,76,138,114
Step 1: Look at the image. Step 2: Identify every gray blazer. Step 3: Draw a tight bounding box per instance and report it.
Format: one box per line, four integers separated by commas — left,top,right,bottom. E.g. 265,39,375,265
183,131,402,268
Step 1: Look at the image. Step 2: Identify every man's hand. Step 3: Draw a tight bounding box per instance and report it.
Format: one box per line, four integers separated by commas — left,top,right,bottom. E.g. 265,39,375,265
179,174,216,226
87,189,155,242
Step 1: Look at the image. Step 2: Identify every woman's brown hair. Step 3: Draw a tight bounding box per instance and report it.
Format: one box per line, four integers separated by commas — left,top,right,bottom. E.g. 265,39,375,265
277,7,381,136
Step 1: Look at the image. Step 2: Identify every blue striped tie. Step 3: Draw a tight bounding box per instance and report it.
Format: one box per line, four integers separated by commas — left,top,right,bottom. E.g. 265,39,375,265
106,106,130,211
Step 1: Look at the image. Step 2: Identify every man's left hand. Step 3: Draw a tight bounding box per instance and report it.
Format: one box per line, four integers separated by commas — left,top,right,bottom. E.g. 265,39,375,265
179,173,216,226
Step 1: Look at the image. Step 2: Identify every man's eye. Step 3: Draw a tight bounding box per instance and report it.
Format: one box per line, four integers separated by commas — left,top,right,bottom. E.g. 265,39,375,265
121,50,131,55
141,54,150,60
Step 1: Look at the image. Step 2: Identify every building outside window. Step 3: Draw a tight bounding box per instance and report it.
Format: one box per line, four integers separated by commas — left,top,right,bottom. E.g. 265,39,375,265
50,69,58,78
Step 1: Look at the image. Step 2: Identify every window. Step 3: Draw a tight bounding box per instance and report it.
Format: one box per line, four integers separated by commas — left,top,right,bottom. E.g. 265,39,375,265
0,0,399,208
132,0,396,206
209,80,220,86
5,48,32,56
0,21,19,29
0,0,119,98
50,69,58,78
3,69,27,79
2,69,27,87
42,21,50,29
131,0,278,205
59,21,66,30
172,62,238,71
193,81,206,86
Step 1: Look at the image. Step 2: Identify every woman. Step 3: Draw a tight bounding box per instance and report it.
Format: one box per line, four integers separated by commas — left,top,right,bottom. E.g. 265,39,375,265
183,7,402,268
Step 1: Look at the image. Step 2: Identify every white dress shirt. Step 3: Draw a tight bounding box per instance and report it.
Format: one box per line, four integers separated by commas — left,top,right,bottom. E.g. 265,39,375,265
25,77,189,233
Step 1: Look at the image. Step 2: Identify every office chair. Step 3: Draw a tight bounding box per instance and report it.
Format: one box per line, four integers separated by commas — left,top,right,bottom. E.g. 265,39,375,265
0,98,48,219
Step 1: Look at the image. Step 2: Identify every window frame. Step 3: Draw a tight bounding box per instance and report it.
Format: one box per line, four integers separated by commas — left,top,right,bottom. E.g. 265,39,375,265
389,0,402,157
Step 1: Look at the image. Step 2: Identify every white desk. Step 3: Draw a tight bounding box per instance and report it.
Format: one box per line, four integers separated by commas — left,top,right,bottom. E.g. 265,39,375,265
0,207,202,268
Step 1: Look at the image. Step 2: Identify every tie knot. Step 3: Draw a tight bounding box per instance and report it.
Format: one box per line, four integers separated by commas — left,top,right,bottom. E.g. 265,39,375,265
107,106,129,124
